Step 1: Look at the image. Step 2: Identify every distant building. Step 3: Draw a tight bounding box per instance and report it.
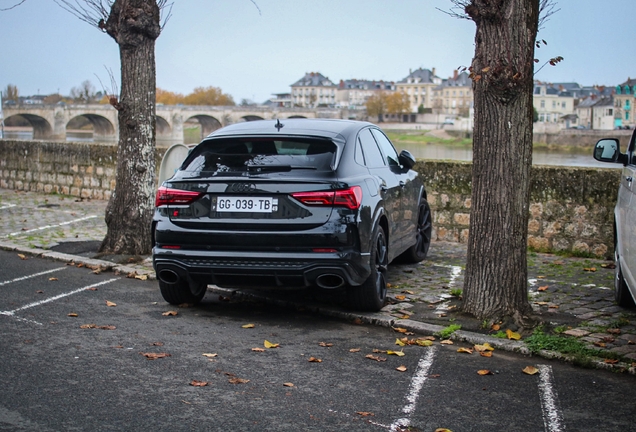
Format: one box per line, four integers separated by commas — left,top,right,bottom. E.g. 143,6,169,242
575,95,616,130
614,78,636,129
533,82,576,126
263,93,292,108
336,79,395,109
433,70,473,117
396,68,442,112
290,72,337,108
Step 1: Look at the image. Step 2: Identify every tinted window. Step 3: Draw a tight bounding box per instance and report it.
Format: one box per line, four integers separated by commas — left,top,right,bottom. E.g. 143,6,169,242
358,129,385,168
181,138,336,175
370,129,400,167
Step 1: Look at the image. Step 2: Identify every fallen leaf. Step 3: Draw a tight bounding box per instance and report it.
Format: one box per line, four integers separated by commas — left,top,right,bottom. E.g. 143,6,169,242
491,324,501,331
228,377,249,384
417,339,434,347
283,382,294,387
396,365,408,372
607,328,621,335
349,348,361,353
395,338,406,347
398,315,410,319
537,275,545,279
522,366,539,375
77,263,85,268
17,254,27,260
106,301,117,307
151,342,164,346
457,347,473,354
97,325,116,330
202,353,218,358
583,267,597,272
506,329,521,340
479,351,493,358
318,342,333,347
264,340,280,349
401,290,415,295
535,301,549,306
538,285,548,291
80,324,96,329
477,369,493,375
593,341,606,348
420,336,436,341
178,303,193,308
67,313,78,317
440,340,454,345
548,305,559,309
135,274,148,281
601,263,616,269
308,357,322,363
474,343,495,352
387,350,405,357
365,354,387,362
140,352,171,360
604,358,619,364
352,318,363,325
356,412,374,417
162,311,178,316
372,349,387,353
36,290,43,294
393,327,408,333
395,295,406,301
241,323,255,329
251,348,265,352
429,374,441,378
435,429,452,432
190,380,208,387
49,277,58,281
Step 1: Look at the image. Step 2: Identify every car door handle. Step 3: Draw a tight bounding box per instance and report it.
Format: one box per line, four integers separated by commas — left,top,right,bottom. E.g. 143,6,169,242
626,176,633,182
399,181,406,188
380,185,388,192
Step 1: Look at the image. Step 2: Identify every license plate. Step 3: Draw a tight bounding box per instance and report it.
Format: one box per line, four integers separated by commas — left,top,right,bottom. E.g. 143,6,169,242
212,196,278,213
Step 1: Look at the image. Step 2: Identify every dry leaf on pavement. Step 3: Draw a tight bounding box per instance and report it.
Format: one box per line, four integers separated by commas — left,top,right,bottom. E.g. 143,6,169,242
251,348,265,352
522,366,539,375
479,351,493,358
140,352,171,360
17,254,27,260
477,370,493,375
395,338,406,346
474,343,494,352
506,329,521,340
387,350,405,357
228,377,249,384
264,340,280,349
318,342,333,347
457,347,473,354
440,340,453,345
190,380,208,387
162,310,178,316
538,285,548,291
396,365,408,372
202,353,218,358
356,412,374,417
241,323,255,329
49,277,58,281
308,357,322,363
67,313,78,317
106,301,117,307
283,382,294,387
365,354,387,362
349,348,361,353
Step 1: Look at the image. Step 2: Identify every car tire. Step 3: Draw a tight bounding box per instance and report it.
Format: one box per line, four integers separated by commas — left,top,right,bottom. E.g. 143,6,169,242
398,198,432,263
615,253,635,308
348,226,388,312
159,279,207,305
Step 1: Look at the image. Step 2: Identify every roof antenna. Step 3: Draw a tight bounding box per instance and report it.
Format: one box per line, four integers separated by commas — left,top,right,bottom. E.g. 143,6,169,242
275,119,284,131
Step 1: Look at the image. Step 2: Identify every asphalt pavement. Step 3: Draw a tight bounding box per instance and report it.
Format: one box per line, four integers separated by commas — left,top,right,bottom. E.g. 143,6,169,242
1,188,635,374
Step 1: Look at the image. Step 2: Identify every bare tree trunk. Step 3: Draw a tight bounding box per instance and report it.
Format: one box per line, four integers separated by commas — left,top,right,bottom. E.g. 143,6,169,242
99,0,161,255
462,0,538,323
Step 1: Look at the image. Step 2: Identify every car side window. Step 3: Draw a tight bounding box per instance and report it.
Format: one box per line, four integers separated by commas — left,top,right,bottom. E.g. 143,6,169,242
358,129,385,168
370,129,400,168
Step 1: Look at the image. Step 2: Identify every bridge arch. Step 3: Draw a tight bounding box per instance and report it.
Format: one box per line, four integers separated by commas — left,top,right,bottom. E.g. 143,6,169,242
156,115,171,138
4,113,52,139
67,114,116,140
241,115,265,122
183,114,222,142
287,115,307,119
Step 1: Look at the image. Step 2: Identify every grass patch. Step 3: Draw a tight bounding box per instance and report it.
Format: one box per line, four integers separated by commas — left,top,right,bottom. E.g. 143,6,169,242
524,329,623,366
385,131,471,147
436,324,461,339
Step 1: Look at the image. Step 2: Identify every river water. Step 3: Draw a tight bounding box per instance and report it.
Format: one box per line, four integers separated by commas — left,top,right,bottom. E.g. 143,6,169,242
1,130,613,168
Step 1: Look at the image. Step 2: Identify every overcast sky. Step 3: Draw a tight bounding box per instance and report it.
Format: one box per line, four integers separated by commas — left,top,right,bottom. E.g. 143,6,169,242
1,0,634,103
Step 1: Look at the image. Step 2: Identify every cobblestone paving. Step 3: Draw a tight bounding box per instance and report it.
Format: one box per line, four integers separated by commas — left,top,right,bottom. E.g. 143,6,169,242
1,188,636,365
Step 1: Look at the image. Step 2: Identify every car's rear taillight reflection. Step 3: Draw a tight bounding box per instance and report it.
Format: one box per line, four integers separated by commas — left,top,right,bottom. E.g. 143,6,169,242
291,186,362,210
155,186,204,207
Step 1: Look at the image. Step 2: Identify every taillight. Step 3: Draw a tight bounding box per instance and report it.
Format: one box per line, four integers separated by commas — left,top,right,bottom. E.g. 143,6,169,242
291,186,362,210
155,186,204,207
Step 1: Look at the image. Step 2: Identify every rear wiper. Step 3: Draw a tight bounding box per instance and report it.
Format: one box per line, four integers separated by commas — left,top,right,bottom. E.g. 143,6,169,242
246,165,317,173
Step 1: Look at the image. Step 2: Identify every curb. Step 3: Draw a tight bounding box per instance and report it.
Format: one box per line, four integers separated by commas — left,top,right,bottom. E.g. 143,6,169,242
2,241,634,374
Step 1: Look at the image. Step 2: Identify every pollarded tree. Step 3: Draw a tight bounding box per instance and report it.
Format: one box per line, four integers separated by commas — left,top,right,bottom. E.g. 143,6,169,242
451,0,556,326
53,0,167,255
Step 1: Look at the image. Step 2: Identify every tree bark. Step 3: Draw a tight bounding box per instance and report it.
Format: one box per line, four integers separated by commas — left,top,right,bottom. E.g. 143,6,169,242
462,0,538,322
99,0,161,255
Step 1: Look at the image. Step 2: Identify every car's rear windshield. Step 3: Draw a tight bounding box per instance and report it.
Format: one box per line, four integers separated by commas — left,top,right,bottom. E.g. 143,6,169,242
181,137,337,175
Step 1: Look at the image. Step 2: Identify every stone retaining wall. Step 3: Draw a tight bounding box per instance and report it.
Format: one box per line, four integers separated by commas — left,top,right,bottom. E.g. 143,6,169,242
0,140,621,258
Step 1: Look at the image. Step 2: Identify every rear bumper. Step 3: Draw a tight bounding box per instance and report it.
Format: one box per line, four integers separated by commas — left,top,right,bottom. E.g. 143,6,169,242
152,248,370,289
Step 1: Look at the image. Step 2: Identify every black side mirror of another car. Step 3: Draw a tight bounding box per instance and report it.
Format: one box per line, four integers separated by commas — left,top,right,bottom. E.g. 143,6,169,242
593,138,628,165
398,150,416,170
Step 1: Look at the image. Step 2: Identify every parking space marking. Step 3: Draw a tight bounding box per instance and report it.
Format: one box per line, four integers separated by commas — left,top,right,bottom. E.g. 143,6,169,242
0,277,119,325
0,267,67,287
0,204,17,210
537,365,565,432
389,347,437,431
4,215,98,238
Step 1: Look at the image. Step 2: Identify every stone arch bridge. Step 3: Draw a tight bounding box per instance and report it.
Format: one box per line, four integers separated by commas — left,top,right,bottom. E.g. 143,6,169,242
2,104,345,141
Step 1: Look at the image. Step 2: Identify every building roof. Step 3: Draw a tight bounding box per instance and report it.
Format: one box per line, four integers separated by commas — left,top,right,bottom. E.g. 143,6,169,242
291,72,336,88
338,79,395,91
397,68,440,84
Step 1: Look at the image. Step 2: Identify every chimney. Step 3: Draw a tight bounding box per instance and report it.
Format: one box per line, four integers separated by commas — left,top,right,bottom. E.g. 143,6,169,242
432,67,436,77
453,70,458,80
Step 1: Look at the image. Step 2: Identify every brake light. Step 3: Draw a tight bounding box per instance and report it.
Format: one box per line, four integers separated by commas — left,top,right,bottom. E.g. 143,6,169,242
291,186,362,210
155,186,204,207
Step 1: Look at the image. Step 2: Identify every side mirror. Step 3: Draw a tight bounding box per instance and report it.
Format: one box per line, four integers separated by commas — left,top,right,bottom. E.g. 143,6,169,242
593,138,620,163
398,150,416,169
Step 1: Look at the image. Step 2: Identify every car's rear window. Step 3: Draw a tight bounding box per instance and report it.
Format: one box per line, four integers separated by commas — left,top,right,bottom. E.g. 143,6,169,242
181,137,336,175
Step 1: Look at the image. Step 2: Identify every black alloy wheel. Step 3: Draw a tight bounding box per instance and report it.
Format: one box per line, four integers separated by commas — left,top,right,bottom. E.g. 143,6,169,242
615,251,635,308
159,279,207,305
399,198,432,263
348,226,388,311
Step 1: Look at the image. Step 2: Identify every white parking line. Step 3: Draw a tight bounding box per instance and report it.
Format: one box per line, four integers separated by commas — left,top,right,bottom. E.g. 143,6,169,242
5,215,98,237
0,277,119,325
389,347,437,431
0,267,67,286
537,365,565,432
0,204,17,210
